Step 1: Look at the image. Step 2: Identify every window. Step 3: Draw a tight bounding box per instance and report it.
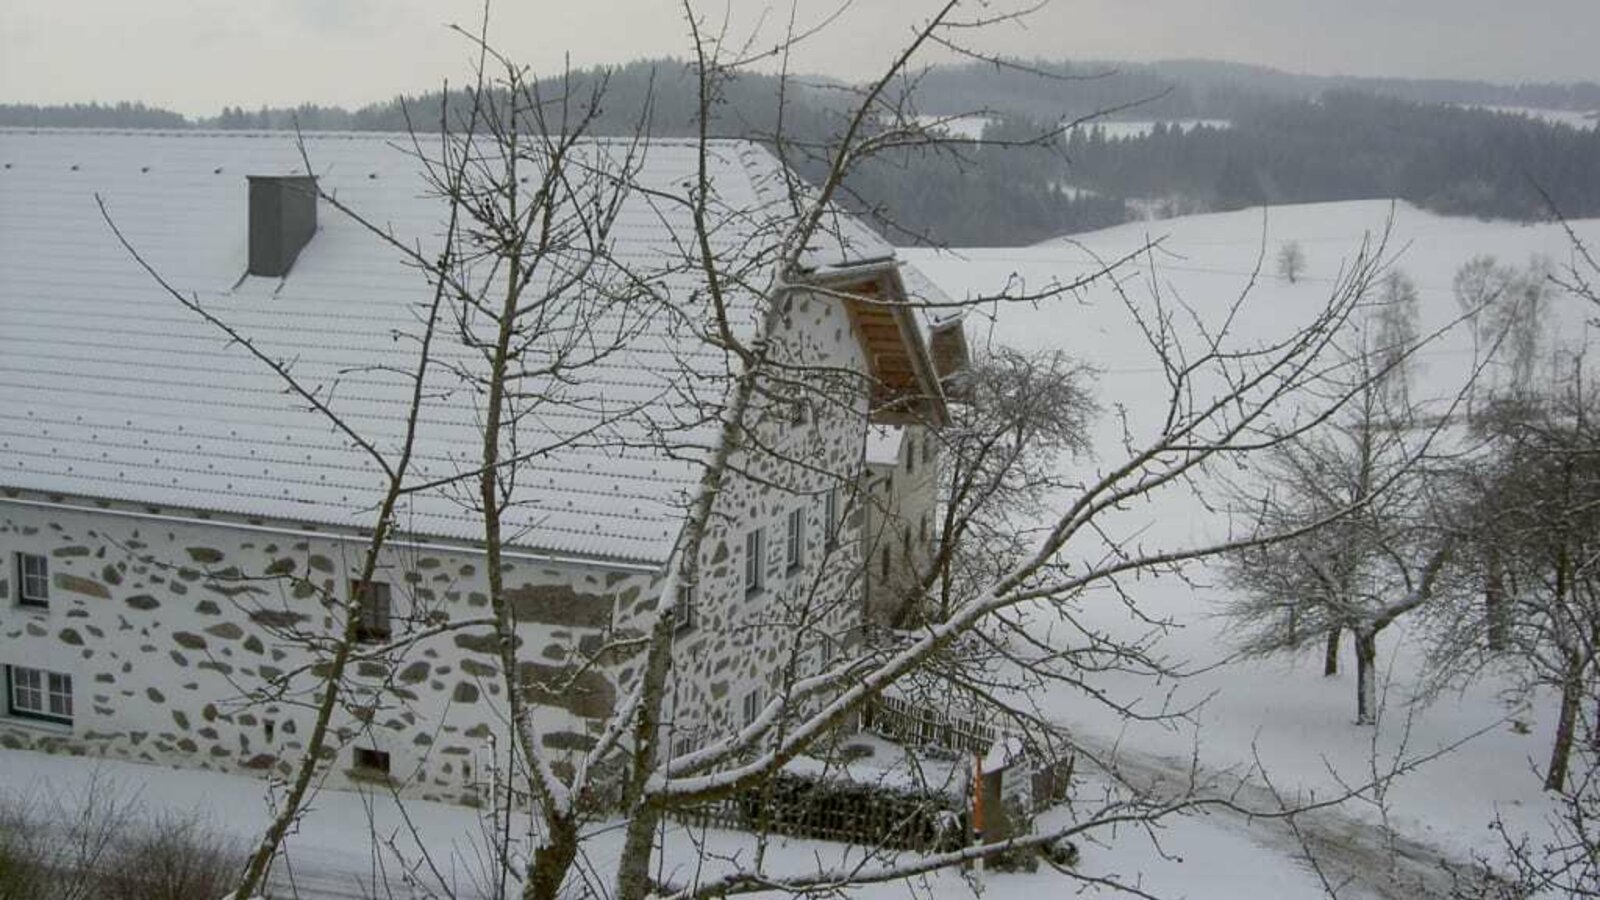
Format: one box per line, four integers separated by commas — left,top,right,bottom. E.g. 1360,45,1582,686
741,688,764,729
923,436,935,466
880,546,891,581
824,487,840,549
351,580,392,643
785,508,804,573
16,553,48,609
920,513,929,546
906,436,915,474
744,528,766,596
671,731,699,760
672,584,695,632
353,747,390,775
902,528,911,561
790,397,810,425
7,666,72,725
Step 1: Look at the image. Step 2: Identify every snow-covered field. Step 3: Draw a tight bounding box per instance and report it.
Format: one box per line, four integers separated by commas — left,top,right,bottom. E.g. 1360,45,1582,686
913,114,995,140
904,199,1600,894
1469,105,1599,130
1069,119,1232,139
5,201,1598,898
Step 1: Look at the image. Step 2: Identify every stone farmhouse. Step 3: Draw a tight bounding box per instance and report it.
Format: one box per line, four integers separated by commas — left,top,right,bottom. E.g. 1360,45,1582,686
0,129,962,803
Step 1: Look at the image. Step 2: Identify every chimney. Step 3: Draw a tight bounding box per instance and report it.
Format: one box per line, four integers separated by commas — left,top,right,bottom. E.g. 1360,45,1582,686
247,175,317,277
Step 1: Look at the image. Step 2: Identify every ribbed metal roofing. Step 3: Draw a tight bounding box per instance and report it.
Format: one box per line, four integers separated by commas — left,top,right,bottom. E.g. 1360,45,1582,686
0,129,894,565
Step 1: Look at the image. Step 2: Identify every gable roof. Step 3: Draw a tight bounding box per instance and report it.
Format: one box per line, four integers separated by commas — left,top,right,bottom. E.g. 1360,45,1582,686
0,129,911,566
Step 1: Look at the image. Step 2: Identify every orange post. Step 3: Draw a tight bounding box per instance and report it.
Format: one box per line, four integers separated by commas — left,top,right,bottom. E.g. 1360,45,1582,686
973,750,986,873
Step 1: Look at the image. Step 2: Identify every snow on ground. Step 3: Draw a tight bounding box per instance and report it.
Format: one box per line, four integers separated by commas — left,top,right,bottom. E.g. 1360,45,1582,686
1069,119,1232,139
903,199,1600,892
913,115,995,141
0,746,1334,899
1468,105,1599,130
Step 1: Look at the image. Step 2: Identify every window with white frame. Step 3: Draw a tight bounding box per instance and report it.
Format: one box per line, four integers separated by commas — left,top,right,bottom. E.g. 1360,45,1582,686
7,665,72,725
672,584,695,632
785,508,804,573
824,487,840,549
741,687,764,728
16,553,48,609
744,528,766,596
350,580,392,643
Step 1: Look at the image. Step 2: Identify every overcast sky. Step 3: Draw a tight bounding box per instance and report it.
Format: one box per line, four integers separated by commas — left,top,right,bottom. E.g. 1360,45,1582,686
5,0,1598,117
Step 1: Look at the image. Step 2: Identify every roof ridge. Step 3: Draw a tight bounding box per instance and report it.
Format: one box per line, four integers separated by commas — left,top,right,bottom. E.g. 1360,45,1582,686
0,127,760,148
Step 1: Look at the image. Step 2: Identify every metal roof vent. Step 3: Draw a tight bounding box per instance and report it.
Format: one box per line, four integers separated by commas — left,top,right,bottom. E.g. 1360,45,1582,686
247,175,317,277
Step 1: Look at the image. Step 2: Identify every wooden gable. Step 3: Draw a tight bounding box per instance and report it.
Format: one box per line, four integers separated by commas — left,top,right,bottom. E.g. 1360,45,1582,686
829,273,947,427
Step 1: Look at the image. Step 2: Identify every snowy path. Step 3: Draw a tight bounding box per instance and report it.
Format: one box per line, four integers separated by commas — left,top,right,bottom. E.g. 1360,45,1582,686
1064,733,1496,900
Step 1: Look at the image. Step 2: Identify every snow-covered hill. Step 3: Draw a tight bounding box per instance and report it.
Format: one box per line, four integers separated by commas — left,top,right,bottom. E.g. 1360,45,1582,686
903,199,1600,893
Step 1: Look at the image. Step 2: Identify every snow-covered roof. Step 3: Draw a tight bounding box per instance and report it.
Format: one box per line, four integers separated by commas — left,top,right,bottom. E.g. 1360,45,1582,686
0,129,896,566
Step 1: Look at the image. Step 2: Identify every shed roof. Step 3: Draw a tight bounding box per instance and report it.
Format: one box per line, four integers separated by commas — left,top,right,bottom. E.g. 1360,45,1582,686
0,129,903,566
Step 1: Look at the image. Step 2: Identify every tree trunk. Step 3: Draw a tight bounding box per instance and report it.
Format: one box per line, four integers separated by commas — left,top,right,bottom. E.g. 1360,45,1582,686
615,802,660,900
1354,630,1377,725
525,815,579,900
1324,627,1341,677
1546,657,1583,792
1484,548,1507,652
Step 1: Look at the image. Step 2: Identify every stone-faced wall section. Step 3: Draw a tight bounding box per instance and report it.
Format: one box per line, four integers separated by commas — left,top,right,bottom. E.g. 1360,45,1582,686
0,495,658,804
663,286,875,748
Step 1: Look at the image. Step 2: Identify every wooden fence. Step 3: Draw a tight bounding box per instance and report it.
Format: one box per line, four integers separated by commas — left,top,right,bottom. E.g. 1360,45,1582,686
860,694,999,756
672,770,965,853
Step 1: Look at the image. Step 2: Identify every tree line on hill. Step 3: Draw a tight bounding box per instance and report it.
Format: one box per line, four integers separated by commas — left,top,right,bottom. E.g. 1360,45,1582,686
5,58,1598,244
1063,90,1600,220
915,58,1600,122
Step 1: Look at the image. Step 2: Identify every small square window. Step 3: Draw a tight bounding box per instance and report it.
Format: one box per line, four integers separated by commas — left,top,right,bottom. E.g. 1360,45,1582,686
351,580,392,643
672,584,695,632
353,747,390,775
16,553,48,609
7,665,71,725
671,731,698,760
785,508,804,573
744,529,766,596
741,688,764,729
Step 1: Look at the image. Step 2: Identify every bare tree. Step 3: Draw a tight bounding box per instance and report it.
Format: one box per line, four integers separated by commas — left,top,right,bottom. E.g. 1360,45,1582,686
1433,360,1600,793
1278,239,1308,284
1223,269,1464,725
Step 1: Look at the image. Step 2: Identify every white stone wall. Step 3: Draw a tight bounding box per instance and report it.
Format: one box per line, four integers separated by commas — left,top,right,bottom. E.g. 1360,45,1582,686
0,494,660,804
862,426,940,628
662,286,874,747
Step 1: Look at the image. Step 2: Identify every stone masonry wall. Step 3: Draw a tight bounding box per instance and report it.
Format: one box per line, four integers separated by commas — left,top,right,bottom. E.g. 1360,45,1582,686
662,285,874,748
0,495,660,805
